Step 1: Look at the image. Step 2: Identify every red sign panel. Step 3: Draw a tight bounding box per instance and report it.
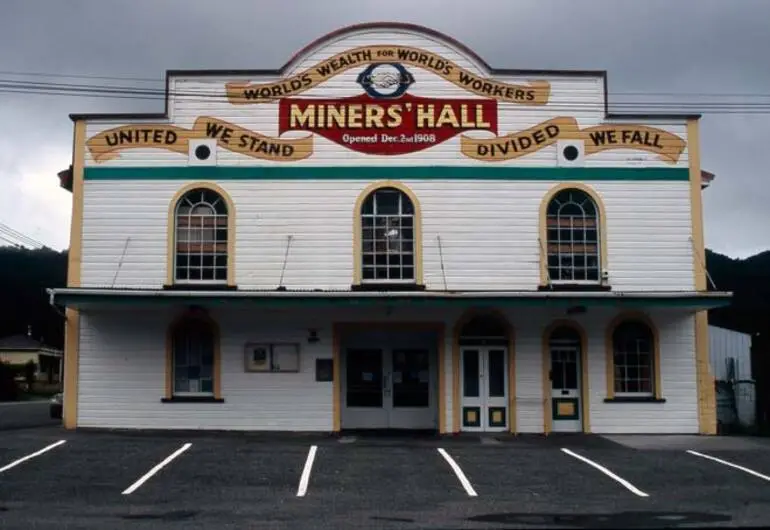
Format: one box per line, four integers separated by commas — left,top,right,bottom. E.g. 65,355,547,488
278,93,498,155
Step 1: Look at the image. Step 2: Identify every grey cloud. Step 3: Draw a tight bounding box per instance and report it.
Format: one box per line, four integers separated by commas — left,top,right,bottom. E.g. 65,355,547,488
1,0,768,256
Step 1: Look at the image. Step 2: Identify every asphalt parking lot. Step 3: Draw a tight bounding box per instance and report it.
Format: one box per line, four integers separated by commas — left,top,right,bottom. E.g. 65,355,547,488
1,428,770,529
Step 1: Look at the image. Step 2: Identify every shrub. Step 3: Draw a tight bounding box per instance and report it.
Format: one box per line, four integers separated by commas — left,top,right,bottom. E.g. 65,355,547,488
0,361,19,401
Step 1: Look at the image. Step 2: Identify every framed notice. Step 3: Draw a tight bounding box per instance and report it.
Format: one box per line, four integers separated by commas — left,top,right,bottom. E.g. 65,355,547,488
244,342,300,373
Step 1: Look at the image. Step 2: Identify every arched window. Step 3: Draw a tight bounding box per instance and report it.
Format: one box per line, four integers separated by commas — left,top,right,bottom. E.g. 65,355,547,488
360,187,416,282
168,315,218,398
611,320,655,396
546,188,600,283
174,188,228,283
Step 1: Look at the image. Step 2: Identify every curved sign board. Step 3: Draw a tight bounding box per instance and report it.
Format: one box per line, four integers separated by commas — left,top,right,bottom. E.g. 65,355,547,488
85,45,687,164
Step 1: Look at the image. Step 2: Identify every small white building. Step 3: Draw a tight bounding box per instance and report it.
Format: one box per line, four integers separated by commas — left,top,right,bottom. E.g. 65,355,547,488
51,22,731,434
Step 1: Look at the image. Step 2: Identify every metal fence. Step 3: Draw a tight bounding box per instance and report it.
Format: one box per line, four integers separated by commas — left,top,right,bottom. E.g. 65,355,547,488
715,356,757,434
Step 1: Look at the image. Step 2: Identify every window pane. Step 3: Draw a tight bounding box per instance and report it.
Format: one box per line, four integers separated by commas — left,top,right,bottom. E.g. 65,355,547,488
546,189,600,283
175,189,229,283
613,321,654,395
488,350,505,397
360,188,417,282
172,319,216,395
463,350,479,397
174,378,188,393
375,190,399,215
200,379,213,393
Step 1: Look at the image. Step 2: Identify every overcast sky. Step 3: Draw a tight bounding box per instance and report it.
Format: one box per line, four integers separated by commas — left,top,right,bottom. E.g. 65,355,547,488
1,0,768,258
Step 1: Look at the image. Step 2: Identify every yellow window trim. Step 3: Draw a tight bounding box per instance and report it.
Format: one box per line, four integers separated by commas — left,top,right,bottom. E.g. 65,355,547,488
165,310,222,400
63,120,86,430
541,319,590,434
166,181,237,287
332,322,445,433
538,182,608,286
352,180,423,285
604,311,662,401
451,308,516,434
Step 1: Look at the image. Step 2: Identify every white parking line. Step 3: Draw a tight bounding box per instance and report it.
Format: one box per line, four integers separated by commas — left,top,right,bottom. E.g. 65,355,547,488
687,450,770,481
122,442,192,495
0,440,67,474
561,448,649,497
437,448,478,497
296,445,318,497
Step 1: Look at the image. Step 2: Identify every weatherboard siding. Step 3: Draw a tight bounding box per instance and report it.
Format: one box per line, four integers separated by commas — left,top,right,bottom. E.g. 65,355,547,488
81,27,689,169
74,307,697,433
76,309,335,431
511,309,698,434
79,178,693,291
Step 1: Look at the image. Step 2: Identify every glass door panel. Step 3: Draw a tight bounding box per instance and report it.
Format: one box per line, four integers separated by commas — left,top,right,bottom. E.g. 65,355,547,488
485,348,508,430
391,349,429,408
346,349,383,408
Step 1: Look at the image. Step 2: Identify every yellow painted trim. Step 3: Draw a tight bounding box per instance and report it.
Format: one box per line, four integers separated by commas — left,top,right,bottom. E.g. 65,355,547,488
332,321,444,433
542,320,590,434
451,309,515,434
166,181,237,287
538,182,608,286
605,311,662,400
63,120,86,430
165,310,222,399
438,329,447,434
332,324,341,432
688,119,716,434
352,180,423,285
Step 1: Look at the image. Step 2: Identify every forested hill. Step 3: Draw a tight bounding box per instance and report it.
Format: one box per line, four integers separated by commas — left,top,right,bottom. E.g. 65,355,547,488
0,247,67,348
706,248,770,335
0,246,766,350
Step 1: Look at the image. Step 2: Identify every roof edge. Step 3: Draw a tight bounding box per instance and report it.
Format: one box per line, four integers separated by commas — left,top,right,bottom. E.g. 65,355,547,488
49,287,733,299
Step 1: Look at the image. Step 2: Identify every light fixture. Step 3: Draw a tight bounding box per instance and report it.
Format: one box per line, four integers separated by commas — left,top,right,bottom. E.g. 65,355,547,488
307,329,319,343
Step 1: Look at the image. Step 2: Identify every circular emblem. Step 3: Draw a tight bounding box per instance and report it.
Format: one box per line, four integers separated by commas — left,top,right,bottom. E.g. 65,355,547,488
356,63,415,99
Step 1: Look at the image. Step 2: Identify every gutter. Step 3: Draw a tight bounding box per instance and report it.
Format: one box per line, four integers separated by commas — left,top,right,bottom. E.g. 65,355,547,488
47,288,68,319
47,287,733,300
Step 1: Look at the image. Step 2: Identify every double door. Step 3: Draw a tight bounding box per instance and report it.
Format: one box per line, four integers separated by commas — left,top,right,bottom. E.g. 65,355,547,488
344,347,435,429
461,347,508,432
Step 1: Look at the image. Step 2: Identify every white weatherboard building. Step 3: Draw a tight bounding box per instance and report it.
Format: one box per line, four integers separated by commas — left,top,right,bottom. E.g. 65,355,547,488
51,23,731,434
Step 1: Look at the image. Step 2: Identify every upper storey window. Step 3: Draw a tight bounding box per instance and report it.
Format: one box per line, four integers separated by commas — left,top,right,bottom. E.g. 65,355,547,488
360,186,416,283
174,188,229,284
545,188,601,283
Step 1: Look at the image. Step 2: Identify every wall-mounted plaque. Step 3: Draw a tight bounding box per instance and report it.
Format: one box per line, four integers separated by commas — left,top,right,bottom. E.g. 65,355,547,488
244,343,300,373
315,359,333,382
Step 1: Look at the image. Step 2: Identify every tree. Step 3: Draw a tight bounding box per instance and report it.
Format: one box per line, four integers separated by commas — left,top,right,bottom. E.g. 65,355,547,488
0,361,18,401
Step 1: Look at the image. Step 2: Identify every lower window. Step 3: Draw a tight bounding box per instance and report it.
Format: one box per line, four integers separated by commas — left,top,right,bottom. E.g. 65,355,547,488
172,319,215,396
612,320,655,396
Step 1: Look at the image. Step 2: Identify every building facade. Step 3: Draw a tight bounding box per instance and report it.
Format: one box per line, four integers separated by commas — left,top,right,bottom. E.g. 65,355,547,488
51,23,731,434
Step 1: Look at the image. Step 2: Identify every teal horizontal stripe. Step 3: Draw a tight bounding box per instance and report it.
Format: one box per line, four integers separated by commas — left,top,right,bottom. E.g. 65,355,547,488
83,166,689,181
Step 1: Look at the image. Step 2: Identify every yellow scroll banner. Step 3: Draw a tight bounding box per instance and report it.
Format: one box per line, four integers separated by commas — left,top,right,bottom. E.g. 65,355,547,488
460,117,687,163
225,45,551,106
85,117,313,163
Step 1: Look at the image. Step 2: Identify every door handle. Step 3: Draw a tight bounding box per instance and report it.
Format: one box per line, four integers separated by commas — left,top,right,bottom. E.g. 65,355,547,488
561,389,569,396
383,374,390,396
